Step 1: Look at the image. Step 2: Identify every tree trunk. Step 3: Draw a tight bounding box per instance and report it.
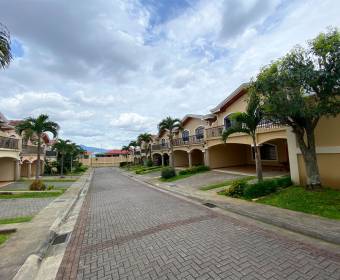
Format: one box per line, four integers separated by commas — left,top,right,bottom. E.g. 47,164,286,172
252,137,263,182
295,127,321,189
36,138,41,180
60,154,64,178
70,155,73,173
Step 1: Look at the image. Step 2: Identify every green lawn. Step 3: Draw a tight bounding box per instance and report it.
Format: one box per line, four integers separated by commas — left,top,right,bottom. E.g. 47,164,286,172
136,166,162,175
0,190,64,199
199,176,255,191
257,186,340,220
0,216,33,224
160,169,210,182
0,234,10,246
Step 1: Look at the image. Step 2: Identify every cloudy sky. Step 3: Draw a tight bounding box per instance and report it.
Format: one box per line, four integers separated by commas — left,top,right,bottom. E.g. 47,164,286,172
0,0,339,149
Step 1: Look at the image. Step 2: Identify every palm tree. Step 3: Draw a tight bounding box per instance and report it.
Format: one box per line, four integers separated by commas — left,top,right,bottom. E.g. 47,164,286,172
68,143,83,173
158,117,182,167
128,140,138,164
53,139,71,177
121,145,130,159
16,114,59,180
222,91,264,181
0,23,12,69
137,133,153,163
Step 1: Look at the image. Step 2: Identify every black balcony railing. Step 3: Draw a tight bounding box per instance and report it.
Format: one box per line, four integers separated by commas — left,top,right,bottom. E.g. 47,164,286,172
151,143,169,151
0,136,19,150
172,135,204,146
46,150,57,157
22,145,45,155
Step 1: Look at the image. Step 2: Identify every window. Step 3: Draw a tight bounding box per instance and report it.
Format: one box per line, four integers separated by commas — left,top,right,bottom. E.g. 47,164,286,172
224,116,235,129
182,130,189,142
252,143,277,161
195,126,204,139
161,138,166,146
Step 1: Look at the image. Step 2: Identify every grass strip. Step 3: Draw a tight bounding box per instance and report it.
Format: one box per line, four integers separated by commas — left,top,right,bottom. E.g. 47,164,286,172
199,176,255,191
0,216,33,224
0,233,10,246
257,186,340,220
160,169,210,182
0,190,64,199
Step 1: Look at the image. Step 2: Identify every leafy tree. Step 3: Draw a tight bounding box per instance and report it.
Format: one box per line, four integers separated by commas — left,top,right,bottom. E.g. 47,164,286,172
222,91,264,181
137,133,153,162
254,28,340,189
128,140,138,164
16,114,59,179
0,23,12,69
158,117,182,167
53,139,71,177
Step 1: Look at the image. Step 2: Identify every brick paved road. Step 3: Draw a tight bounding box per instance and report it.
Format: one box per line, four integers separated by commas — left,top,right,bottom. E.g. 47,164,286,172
57,168,340,280
0,198,53,219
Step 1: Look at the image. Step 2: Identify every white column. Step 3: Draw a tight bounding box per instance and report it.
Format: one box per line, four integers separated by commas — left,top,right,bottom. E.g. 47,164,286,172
28,162,32,178
188,151,192,168
15,160,21,181
161,154,164,166
287,128,300,185
203,149,209,167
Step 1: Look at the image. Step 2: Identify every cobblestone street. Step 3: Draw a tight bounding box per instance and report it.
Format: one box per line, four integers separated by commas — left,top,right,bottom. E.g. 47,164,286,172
56,168,340,280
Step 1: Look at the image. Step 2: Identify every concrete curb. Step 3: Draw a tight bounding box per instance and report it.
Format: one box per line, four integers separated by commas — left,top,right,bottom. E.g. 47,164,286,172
120,169,340,246
12,170,93,280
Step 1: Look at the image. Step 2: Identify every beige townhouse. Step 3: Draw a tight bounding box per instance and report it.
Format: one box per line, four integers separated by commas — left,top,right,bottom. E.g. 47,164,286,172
150,84,340,189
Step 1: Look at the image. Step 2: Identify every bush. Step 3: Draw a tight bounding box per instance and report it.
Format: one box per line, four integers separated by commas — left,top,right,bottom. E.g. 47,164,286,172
224,179,248,197
178,165,210,176
120,162,129,167
73,164,88,173
146,159,153,167
243,176,292,199
47,185,55,190
161,167,176,179
29,180,46,191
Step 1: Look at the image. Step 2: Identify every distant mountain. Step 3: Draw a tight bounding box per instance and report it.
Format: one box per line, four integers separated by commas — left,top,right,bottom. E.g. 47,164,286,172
79,145,108,154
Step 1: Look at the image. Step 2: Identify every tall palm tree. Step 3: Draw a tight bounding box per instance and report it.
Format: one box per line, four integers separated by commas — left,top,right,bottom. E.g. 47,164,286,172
0,23,12,69
53,139,71,177
128,140,138,164
68,143,83,173
121,145,130,159
137,133,153,162
222,91,264,181
16,114,59,180
158,117,182,167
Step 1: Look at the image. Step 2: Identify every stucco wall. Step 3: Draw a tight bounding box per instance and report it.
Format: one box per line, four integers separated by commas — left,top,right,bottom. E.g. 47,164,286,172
215,94,248,126
0,158,15,181
191,149,204,166
80,155,133,167
173,151,189,167
314,115,340,147
208,144,248,169
298,153,340,189
181,118,205,137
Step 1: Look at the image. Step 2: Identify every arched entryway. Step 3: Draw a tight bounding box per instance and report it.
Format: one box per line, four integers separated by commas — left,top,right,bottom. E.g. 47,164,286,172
173,150,189,167
163,153,170,166
152,153,162,166
0,157,16,181
208,143,251,169
190,149,204,166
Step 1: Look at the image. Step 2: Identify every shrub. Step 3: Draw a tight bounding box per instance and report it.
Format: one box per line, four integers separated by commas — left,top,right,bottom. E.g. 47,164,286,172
146,159,153,167
224,179,248,198
178,165,210,176
29,180,46,191
161,167,176,179
47,185,55,190
120,162,129,167
74,164,88,173
243,176,292,199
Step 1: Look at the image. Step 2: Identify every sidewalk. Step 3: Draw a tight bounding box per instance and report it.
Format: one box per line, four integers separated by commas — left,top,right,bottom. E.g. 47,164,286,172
123,170,340,246
0,171,92,280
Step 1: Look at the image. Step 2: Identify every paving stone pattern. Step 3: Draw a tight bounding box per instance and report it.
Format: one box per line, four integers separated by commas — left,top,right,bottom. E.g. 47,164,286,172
0,198,53,219
57,168,340,280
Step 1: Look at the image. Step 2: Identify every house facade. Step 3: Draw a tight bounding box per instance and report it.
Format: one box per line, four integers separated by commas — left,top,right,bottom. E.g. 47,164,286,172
150,84,340,189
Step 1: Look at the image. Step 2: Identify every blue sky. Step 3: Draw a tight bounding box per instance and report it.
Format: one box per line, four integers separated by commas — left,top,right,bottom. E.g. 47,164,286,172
0,0,339,148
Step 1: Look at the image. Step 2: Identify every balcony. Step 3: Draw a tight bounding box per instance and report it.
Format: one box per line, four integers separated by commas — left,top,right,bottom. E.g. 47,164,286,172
151,143,169,151
172,135,204,146
205,120,286,139
0,136,19,150
22,145,45,155
45,150,57,157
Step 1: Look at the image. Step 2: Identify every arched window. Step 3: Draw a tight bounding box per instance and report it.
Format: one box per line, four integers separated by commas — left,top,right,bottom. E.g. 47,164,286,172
224,116,235,130
195,126,204,139
252,143,277,161
161,138,166,146
182,130,189,142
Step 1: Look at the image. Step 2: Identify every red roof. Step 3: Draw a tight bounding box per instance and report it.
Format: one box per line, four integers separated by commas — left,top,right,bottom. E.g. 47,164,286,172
106,149,129,155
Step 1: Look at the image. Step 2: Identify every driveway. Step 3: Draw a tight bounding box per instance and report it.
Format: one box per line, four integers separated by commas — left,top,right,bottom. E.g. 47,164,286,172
56,167,340,280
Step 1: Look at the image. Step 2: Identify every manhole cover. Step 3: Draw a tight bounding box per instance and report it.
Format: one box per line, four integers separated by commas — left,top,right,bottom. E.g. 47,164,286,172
52,233,69,245
203,202,216,208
